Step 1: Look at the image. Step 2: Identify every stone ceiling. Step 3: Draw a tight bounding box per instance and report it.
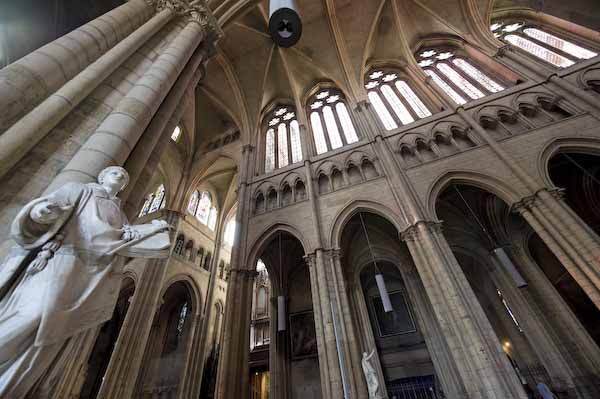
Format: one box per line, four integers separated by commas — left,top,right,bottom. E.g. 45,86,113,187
194,0,510,147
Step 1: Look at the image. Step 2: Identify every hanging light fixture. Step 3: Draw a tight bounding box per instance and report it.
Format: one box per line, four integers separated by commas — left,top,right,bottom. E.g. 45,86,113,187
277,232,286,331
453,186,527,288
359,212,393,313
269,0,302,48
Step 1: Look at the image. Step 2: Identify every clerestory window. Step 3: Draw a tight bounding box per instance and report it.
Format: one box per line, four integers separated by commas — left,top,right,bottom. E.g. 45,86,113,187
187,190,218,231
308,89,359,155
264,105,302,173
365,70,432,130
139,184,166,217
417,48,505,105
492,21,597,68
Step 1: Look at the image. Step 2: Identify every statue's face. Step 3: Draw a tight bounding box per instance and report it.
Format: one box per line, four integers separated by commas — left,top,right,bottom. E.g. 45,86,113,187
101,168,128,192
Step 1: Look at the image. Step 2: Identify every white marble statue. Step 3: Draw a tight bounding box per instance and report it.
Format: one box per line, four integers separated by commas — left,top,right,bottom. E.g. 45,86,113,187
0,166,171,398
362,348,382,399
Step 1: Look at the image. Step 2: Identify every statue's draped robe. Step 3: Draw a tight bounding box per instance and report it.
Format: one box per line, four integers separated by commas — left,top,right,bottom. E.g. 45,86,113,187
0,182,138,397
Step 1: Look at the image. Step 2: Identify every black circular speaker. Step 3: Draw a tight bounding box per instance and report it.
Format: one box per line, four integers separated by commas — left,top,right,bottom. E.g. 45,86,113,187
268,7,302,48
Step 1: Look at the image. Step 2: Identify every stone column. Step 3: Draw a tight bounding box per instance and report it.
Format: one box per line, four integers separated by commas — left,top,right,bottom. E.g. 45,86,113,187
304,252,343,399
47,3,219,192
509,245,600,394
328,249,366,398
269,295,290,399
215,268,257,399
402,266,468,399
402,221,528,399
0,4,176,179
513,195,600,309
0,0,154,134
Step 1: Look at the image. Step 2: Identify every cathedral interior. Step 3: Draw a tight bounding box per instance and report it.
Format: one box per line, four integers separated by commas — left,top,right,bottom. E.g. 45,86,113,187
1,0,600,398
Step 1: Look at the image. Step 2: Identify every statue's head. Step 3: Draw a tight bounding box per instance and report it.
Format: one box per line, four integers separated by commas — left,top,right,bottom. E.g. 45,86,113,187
98,166,129,192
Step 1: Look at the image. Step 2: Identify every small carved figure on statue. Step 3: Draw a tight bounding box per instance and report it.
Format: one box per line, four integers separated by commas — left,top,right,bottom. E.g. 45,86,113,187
0,166,172,399
362,348,384,399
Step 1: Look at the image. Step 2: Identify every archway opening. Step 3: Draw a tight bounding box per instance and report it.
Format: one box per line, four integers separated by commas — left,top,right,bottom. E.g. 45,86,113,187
133,281,195,398
249,232,321,399
436,182,600,396
339,212,444,398
80,277,135,399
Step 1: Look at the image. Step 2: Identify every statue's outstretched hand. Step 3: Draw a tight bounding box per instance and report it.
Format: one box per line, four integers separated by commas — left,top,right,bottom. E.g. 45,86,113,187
151,219,171,230
30,201,66,225
121,225,142,241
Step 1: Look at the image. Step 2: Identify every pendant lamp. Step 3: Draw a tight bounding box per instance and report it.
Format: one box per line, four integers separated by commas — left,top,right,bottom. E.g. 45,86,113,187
277,232,287,331
359,212,393,313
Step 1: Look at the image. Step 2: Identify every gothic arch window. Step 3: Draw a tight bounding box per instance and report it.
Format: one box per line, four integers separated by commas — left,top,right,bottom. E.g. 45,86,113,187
264,104,302,173
308,88,359,154
187,190,218,231
224,218,237,246
139,184,166,217
171,125,182,142
365,69,432,130
417,47,505,105
492,21,597,68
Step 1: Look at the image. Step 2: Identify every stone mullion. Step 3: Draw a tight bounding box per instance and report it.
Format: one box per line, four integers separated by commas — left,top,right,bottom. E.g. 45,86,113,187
432,65,474,104
404,223,528,399
449,60,493,97
286,122,294,165
403,66,451,111
331,105,349,146
318,111,334,152
515,31,577,63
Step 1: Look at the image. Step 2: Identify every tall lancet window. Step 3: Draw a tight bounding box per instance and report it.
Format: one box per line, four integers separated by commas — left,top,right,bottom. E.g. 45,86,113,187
365,69,432,130
139,184,166,217
417,48,505,105
264,105,302,173
491,21,598,68
187,190,218,231
308,88,359,155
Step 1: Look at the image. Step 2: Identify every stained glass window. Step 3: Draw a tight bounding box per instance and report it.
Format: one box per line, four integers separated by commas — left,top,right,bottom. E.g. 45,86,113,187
263,105,301,173
289,120,303,163
395,81,432,118
425,70,467,105
523,28,597,59
381,84,414,125
277,123,289,168
436,63,485,99
208,207,217,231
224,219,236,246
416,47,507,105
492,21,597,68
137,187,166,217
505,34,574,67
176,302,188,337
187,190,199,215
368,91,397,130
365,70,432,129
308,89,359,154
171,125,181,142
196,191,212,225
311,112,328,154
452,58,504,93
336,103,358,144
265,129,275,173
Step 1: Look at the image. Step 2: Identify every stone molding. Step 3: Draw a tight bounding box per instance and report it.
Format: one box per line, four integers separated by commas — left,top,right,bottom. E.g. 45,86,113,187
511,187,565,214
146,0,222,41
400,220,443,242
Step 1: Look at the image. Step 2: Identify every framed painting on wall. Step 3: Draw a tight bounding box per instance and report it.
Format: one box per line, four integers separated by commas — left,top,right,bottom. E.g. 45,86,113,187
289,310,318,359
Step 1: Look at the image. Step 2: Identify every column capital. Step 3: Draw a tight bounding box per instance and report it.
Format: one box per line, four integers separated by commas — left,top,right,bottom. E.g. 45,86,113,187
400,220,443,242
326,248,342,261
303,252,317,267
230,267,259,280
242,144,255,154
495,44,512,58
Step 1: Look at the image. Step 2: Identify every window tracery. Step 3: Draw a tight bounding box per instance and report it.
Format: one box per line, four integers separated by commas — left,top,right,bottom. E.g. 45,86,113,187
264,105,302,173
365,70,433,130
491,21,597,68
187,190,218,231
309,89,358,154
139,184,166,217
417,48,505,105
